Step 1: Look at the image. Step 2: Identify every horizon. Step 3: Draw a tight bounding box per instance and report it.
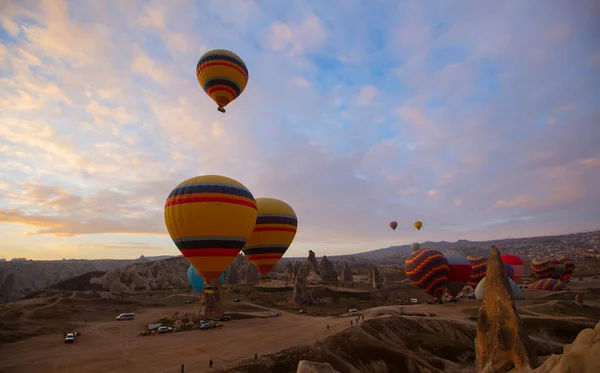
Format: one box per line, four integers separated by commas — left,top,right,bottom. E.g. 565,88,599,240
1,1,599,261
1,229,597,262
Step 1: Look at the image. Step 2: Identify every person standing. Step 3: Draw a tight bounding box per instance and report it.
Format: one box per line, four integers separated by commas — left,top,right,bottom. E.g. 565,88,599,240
327,324,330,330
350,320,353,327
254,353,257,360
209,360,213,368
181,364,184,372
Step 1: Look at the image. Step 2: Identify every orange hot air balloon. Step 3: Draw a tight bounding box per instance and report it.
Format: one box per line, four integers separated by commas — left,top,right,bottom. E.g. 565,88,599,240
242,198,298,281
164,175,257,292
389,221,398,231
414,221,423,231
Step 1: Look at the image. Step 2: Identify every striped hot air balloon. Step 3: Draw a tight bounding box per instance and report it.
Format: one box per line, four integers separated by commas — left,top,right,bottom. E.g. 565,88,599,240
242,198,298,281
557,257,575,282
466,256,487,288
405,249,449,299
164,175,258,293
531,258,564,279
529,278,567,291
445,254,472,297
500,254,524,282
196,49,249,113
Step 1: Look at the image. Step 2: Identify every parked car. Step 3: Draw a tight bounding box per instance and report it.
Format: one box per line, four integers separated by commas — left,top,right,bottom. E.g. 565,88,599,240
184,300,192,304
64,333,75,344
158,326,173,333
219,315,232,321
233,298,240,303
200,322,215,330
410,298,419,304
425,300,433,304
269,312,278,317
349,308,358,313
116,312,135,321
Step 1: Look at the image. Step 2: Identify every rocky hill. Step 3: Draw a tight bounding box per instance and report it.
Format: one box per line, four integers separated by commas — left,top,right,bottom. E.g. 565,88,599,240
0,255,176,303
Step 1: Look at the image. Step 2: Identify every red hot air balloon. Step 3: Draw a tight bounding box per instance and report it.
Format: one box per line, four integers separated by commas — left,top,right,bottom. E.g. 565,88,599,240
500,254,524,282
466,256,487,288
445,254,472,297
389,221,398,231
404,249,449,299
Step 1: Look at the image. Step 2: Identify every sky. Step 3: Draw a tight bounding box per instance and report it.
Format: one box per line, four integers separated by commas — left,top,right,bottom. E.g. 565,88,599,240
0,0,599,260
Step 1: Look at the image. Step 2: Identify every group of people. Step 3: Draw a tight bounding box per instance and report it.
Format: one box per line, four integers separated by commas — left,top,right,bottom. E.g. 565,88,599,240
326,314,365,330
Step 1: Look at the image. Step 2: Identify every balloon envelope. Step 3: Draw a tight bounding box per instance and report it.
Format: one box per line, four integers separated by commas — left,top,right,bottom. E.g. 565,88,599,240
242,198,298,275
389,221,398,231
188,265,205,293
466,256,487,288
529,278,567,291
196,49,249,112
557,257,575,281
164,175,258,283
445,254,472,297
414,221,423,231
405,249,449,299
410,242,420,252
500,254,524,282
474,276,524,300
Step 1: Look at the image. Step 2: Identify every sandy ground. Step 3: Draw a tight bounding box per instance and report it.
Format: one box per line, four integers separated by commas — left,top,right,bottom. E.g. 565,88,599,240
0,303,361,373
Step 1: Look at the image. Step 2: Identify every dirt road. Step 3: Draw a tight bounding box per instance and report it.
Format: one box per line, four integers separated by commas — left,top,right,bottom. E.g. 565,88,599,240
0,304,356,373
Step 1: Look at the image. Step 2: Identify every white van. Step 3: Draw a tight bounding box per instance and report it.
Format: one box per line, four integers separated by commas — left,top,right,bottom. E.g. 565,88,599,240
410,298,419,304
116,312,135,321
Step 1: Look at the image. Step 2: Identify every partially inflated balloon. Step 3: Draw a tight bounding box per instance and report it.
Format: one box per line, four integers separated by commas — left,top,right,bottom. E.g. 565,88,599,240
530,278,566,291
557,257,575,281
164,175,258,284
405,249,449,299
196,49,249,113
500,254,524,282
445,254,472,297
410,242,420,252
532,258,563,279
414,221,423,231
466,256,487,288
504,264,515,280
188,265,205,293
475,276,524,300
242,198,298,276
389,221,398,231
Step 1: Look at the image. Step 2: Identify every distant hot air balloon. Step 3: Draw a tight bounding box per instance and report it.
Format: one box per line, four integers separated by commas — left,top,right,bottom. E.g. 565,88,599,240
164,175,258,293
500,254,524,282
557,257,575,282
405,249,449,299
445,254,472,297
389,221,398,231
529,278,567,291
196,49,249,113
410,242,420,252
242,198,298,281
414,221,423,231
188,265,205,294
474,276,524,300
466,256,487,288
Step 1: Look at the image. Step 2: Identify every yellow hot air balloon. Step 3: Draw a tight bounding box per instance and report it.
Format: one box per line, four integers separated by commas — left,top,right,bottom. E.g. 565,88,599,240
414,221,423,231
164,175,257,292
196,49,249,113
242,198,298,282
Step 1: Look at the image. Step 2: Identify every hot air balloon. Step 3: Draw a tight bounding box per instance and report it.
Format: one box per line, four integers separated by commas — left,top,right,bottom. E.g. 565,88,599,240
557,257,575,282
410,242,420,251
405,249,449,299
196,49,249,113
188,265,205,293
389,221,398,231
529,278,567,291
474,276,524,300
414,221,423,231
531,258,563,279
466,256,487,288
164,175,258,293
500,254,524,282
242,198,298,282
445,254,472,297
503,264,515,280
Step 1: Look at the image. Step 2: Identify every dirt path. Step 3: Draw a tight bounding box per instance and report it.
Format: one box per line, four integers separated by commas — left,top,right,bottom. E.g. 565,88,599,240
0,303,355,373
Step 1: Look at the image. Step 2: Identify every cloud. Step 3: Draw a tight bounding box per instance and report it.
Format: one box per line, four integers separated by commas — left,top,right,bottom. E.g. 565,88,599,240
0,0,598,260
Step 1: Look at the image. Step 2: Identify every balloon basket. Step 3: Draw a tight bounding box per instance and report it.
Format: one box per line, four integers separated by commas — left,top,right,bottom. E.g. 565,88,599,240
260,276,272,283
204,286,216,294
217,106,226,113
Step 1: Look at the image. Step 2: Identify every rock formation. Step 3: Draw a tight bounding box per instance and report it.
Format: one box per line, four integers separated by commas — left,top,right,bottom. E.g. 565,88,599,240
575,293,583,306
296,360,341,373
475,245,536,373
285,262,294,280
203,280,224,319
371,265,383,289
319,256,338,281
307,250,320,274
533,321,600,373
292,261,304,282
242,263,260,284
225,264,238,285
293,264,314,306
341,261,353,282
